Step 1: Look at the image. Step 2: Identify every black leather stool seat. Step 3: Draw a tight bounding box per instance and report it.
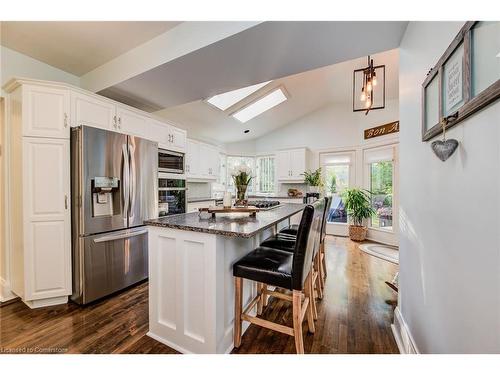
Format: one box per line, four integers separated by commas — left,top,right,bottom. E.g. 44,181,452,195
260,232,296,252
233,247,293,290
279,224,299,236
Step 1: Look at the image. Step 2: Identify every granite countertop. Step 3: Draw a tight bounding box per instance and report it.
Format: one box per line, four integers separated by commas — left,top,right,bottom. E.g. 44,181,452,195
145,203,305,238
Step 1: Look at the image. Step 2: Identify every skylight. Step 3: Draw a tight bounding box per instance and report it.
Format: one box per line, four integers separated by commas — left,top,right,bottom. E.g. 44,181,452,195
232,88,288,123
207,81,271,111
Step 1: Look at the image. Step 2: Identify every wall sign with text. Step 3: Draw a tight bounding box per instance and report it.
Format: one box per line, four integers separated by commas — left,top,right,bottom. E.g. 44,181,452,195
364,121,399,140
421,21,500,142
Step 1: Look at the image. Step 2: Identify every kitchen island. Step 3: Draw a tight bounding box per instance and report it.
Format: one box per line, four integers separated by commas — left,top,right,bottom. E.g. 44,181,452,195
144,203,305,354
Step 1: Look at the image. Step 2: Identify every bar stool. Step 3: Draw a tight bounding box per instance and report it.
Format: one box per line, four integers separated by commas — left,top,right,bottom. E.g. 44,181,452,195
261,198,330,299
233,204,321,354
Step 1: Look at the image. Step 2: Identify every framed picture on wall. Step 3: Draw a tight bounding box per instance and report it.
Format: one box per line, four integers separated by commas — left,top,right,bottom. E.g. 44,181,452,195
421,21,500,142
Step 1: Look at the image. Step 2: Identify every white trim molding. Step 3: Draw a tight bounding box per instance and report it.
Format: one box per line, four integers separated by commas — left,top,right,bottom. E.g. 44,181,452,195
0,277,16,302
391,306,420,354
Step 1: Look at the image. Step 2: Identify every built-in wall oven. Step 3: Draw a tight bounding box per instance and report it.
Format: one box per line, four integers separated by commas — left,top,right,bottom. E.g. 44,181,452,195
158,148,184,174
158,173,187,217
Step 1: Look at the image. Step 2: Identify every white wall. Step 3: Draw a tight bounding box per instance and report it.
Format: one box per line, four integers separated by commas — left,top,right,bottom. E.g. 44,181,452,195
224,139,256,156
0,45,80,95
398,22,500,353
254,98,399,156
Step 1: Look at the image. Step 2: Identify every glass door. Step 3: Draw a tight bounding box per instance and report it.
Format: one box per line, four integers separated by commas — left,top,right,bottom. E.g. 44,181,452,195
320,151,355,236
364,144,398,245
369,161,394,230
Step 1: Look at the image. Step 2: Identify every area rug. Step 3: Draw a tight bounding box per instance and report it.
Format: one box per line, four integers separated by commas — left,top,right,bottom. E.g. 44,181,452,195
358,243,399,265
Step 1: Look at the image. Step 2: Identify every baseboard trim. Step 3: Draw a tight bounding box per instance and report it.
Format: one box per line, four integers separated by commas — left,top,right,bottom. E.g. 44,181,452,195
392,306,419,354
0,277,16,303
24,296,68,309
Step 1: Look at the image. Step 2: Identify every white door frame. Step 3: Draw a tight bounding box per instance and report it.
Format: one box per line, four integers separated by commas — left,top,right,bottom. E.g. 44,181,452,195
321,150,356,237
364,143,399,246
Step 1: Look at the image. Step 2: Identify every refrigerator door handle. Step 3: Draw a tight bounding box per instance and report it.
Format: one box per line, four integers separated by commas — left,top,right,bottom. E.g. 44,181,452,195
128,143,137,219
93,229,148,243
122,143,130,220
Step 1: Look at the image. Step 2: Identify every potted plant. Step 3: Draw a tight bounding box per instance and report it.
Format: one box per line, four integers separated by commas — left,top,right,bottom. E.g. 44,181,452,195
329,175,337,194
302,168,323,193
342,188,375,241
231,164,253,206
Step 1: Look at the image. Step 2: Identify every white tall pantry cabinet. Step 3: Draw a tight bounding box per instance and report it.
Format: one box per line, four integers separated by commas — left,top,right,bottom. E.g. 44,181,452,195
5,81,72,308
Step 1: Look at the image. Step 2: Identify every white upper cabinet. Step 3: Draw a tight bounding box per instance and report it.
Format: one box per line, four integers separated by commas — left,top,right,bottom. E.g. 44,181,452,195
148,118,170,149
71,92,116,131
290,148,307,180
116,105,149,138
186,139,200,177
169,125,187,153
276,151,291,180
23,85,70,139
186,139,219,180
276,148,308,182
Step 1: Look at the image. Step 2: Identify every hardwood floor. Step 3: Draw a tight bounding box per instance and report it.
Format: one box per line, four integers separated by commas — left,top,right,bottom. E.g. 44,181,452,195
0,236,398,354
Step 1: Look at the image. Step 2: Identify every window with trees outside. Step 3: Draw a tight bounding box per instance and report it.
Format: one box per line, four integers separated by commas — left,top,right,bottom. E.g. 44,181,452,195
256,156,275,193
226,156,255,194
321,152,353,224
370,161,393,230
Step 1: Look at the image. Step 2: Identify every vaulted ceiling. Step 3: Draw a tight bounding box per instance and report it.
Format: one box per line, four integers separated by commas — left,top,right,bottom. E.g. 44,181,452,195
155,48,400,143
0,21,181,75
1,21,406,143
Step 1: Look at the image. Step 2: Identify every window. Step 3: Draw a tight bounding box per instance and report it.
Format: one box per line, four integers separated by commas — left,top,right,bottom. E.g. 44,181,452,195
232,88,288,123
256,156,275,194
226,156,255,194
207,81,271,111
320,152,354,224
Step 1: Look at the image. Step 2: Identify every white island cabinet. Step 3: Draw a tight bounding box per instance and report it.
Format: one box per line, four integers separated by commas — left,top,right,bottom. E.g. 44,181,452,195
145,204,305,353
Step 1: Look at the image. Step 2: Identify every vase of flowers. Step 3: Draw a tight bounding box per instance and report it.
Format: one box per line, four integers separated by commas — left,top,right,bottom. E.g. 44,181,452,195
231,164,252,206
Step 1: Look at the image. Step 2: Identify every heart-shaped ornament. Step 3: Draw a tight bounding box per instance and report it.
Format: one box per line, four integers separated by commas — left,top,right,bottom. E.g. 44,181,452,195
431,139,459,162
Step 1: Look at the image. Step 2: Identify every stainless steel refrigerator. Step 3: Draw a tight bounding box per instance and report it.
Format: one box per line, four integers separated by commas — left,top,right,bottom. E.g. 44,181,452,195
70,126,158,304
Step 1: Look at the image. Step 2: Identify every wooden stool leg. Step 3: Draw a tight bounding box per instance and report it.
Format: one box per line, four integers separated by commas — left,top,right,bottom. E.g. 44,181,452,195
321,242,327,279
316,253,325,298
311,273,318,320
263,283,269,306
234,277,243,348
305,274,315,334
292,290,305,354
257,282,264,315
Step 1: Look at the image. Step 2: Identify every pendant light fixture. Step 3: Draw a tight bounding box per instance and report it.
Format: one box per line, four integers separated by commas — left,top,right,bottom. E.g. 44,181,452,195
360,55,376,113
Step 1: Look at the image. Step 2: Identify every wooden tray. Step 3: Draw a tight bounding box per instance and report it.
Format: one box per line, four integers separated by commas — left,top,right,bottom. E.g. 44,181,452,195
199,206,260,218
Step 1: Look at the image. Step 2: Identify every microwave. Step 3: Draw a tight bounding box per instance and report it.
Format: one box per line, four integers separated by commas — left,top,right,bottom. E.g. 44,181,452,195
158,149,184,174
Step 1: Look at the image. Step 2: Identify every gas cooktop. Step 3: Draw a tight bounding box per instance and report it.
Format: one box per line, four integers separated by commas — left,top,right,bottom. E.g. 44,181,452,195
247,200,281,210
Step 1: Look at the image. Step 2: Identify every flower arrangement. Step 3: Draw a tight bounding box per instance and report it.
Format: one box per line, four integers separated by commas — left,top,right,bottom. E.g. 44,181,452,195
231,164,253,206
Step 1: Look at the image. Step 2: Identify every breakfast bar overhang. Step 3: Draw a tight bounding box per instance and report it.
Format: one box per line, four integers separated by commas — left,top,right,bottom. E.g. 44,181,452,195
144,203,305,354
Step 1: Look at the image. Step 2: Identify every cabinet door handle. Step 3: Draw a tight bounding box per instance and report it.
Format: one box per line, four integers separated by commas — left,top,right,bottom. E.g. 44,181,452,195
113,115,117,128
64,195,68,210
64,113,68,128
118,117,122,128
